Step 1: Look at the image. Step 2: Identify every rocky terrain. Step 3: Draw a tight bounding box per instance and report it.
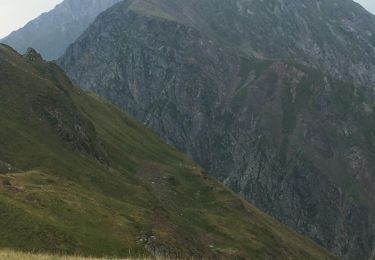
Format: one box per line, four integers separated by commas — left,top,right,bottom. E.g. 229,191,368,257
0,0,121,60
59,0,375,259
0,43,337,259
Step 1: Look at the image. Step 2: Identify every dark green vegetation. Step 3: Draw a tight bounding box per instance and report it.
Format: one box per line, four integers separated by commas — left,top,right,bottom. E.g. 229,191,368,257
0,0,121,60
0,44,336,259
59,0,375,259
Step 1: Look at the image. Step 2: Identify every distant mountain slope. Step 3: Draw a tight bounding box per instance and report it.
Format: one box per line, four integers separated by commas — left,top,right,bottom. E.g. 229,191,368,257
59,0,375,259
110,0,375,86
0,0,121,60
131,0,375,86
0,44,334,259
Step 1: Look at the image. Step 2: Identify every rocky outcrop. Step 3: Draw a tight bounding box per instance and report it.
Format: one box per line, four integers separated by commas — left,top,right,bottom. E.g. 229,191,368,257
1,0,121,60
59,0,375,259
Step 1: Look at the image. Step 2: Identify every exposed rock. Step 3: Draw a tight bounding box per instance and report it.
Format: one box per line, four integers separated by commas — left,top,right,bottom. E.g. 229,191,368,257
59,0,375,258
23,48,43,62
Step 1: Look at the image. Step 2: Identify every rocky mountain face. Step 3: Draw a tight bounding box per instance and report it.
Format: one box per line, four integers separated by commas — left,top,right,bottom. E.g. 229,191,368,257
0,0,121,60
0,43,337,259
59,0,375,259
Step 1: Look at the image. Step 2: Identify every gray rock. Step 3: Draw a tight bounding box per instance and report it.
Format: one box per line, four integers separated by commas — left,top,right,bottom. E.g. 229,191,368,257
59,0,375,259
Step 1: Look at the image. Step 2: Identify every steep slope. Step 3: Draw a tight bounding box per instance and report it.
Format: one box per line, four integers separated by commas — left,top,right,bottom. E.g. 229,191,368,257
140,0,375,86
0,0,121,60
59,0,375,259
0,44,335,259
121,0,375,86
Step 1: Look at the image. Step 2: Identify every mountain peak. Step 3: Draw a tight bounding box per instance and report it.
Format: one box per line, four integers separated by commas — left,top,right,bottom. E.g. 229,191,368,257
59,0,375,258
0,0,122,60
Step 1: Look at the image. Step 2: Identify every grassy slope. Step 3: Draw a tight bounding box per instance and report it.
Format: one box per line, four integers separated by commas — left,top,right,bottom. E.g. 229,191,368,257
0,250,146,260
0,44,334,259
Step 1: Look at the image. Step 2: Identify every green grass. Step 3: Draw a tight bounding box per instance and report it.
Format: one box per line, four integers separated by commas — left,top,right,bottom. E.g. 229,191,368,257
0,44,335,259
0,249,153,260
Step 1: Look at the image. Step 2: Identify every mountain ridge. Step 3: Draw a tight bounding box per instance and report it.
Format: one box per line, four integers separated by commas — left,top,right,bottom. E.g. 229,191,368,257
0,0,122,60
59,0,375,259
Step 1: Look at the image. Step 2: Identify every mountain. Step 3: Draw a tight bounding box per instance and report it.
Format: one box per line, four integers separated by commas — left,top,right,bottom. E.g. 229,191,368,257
59,0,375,259
0,0,121,60
0,44,336,259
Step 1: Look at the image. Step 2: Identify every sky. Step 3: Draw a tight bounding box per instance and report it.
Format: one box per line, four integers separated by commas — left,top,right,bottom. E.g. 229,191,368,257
356,0,375,14
0,0,63,38
0,0,374,39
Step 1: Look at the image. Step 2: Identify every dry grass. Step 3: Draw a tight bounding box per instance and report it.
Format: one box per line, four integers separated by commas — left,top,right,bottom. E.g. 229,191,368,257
0,250,152,260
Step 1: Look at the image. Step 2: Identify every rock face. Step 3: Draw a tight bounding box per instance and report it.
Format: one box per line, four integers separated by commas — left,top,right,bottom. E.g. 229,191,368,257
0,0,121,60
59,0,375,259
0,43,336,260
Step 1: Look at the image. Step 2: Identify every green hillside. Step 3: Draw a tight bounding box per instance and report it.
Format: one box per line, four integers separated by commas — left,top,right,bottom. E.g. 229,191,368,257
0,250,145,260
0,44,334,259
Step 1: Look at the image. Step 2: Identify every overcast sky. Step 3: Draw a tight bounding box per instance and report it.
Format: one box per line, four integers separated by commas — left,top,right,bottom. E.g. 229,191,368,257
0,0,374,39
356,0,375,14
0,0,63,38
